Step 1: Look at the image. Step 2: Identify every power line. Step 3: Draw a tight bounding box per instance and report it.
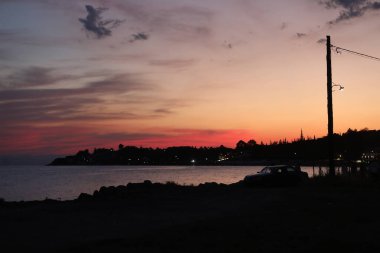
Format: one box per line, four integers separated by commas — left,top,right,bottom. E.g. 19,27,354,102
331,45,380,61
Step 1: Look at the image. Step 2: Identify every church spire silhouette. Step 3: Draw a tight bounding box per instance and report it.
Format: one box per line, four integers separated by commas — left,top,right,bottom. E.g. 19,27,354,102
300,129,305,141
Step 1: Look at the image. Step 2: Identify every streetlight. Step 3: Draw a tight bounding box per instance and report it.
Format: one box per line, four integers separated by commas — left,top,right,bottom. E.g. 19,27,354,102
332,82,344,92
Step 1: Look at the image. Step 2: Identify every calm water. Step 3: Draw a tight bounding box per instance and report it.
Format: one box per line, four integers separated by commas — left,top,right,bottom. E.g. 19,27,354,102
0,166,324,201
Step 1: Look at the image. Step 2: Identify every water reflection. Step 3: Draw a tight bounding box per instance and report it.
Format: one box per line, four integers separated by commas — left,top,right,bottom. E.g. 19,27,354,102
0,166,327,201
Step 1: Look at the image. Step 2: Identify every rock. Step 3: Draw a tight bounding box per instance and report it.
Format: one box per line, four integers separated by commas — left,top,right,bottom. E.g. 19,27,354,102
77,193,92,201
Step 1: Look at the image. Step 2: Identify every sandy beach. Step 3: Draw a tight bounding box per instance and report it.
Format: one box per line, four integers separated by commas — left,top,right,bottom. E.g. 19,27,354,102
1,179,380,252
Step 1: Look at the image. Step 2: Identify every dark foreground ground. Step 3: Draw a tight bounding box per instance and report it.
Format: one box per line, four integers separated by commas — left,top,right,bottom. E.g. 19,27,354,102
2,177,380,253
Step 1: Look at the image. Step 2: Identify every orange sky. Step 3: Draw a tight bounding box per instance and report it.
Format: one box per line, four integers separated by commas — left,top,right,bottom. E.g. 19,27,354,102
1,0,380,158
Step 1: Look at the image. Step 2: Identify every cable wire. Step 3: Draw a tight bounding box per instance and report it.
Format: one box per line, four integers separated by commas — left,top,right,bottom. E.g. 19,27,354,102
331,45,380,62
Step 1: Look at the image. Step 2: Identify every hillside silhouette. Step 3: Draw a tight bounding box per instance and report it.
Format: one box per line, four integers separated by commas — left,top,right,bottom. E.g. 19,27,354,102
49,128,380,166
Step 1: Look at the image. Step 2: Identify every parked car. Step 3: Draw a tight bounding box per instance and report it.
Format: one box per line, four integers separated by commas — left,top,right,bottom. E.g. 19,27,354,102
244,165,308,186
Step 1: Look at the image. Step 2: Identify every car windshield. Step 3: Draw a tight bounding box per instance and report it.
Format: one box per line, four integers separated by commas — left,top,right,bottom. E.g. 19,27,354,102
260,166,296,174
260,167,274,174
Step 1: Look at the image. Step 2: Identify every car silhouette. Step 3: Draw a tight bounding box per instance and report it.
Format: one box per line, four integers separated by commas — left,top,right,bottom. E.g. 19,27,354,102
244,165,308,186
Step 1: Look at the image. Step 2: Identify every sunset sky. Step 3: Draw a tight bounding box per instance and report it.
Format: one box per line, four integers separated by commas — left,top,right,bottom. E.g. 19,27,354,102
1,0,380,161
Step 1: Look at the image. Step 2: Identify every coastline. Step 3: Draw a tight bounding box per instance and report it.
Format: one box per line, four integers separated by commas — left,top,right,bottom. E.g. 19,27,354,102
2,178,380,252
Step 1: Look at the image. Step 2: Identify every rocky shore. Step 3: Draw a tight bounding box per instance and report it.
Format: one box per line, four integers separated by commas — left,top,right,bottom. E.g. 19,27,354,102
2,177,380,252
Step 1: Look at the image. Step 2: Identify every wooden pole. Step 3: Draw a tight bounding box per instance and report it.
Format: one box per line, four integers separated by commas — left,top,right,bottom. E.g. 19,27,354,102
326,35,335,176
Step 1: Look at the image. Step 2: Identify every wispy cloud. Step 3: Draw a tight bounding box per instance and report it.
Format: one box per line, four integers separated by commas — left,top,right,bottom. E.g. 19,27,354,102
0,68,157,126
130,32,149,42
154,108,173,114
79,5,124,39
85,73,149,94
115,2,214,42
149,59,197,68
320,0,380,24
0,97,102,122
280,22,288,30
0,66,76,88
0,29,25,45
296,33,307,38
85,53,147,62
0,69,149,97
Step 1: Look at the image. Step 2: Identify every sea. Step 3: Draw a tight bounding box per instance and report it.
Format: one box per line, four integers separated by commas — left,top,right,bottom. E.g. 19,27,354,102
0,165,326,201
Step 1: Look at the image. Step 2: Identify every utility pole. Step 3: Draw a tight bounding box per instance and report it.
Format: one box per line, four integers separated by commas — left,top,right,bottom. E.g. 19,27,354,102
326,35,335,176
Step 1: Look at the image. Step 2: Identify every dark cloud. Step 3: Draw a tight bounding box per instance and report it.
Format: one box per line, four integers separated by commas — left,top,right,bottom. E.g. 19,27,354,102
322,0,367,9
0,97,102,122
320,0,380,24
79,5,124,39
129,32,149,42
296,33,307,38
0,68,161,126
0,67,148,98
0,91,158,124
0,67,76,88
317,38,327,44
0,100,145,123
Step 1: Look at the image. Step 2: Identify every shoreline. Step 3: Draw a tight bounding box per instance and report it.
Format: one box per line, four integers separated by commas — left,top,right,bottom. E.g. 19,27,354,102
2,177,380,252
46,161,339,167
1,173,376,203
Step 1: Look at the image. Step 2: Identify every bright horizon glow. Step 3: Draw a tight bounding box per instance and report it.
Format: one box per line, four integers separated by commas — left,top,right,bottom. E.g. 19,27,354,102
1,0,380,158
